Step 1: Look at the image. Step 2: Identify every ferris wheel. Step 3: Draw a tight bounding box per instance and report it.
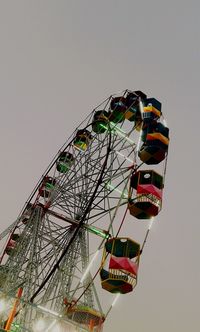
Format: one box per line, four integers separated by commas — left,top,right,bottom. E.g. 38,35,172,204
0,90,169,332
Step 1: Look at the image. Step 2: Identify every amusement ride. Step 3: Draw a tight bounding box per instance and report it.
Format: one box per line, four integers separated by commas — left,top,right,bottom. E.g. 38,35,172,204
0,90,169,332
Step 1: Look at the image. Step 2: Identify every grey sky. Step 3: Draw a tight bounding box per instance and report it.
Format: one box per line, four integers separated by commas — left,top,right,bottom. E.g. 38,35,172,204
0,1,199,331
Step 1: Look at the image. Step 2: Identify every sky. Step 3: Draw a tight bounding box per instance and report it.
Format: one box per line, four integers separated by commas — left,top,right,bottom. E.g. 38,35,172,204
0,1,199,331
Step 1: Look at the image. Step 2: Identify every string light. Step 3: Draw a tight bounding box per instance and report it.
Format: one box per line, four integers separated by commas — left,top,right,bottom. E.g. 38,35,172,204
115,150,134,163
111,293,120,307
148,217,154,230
37,305,62,318
81,250,100,283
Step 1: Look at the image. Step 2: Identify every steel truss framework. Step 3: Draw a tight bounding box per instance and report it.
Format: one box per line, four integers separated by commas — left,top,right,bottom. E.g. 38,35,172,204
0,90,168,332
